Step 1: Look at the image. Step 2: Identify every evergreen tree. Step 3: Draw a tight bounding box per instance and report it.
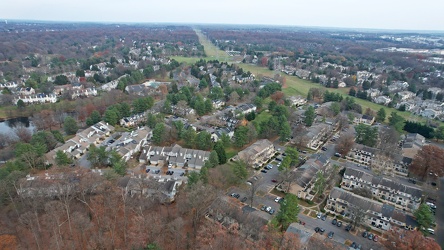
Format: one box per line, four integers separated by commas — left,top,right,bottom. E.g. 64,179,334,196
214,141,227,164
63,116,79,135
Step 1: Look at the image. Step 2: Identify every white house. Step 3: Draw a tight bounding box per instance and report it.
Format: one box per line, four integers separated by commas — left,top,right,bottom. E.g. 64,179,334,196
420,109,441,118
15,93,57,105
288,96,307,106
398,91,415,101
374,96,392,105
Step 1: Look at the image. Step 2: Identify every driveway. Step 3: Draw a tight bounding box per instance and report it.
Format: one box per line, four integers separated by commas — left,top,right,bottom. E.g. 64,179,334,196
299,214,384,250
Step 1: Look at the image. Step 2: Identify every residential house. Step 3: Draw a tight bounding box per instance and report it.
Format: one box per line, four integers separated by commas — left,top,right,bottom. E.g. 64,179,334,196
233,103,257,116
120,113,146,127
402,133,426,160
15,93,57,105
427,87,442,97
210,127,234,142
303,123,332,150
353,114,375,125
374,96,392,105
338,82,347,88
346,144,378,166
120,176,181,203
288,154,329,200
110,127,151,162
395,102,416,111
77,122,115,145
71,88,97,99
420,108,441,119
212,100,225,109
0,82,19,89
19,87,35,96
294,69,310,79
366,88,381,98
288,96,307,107
325,187,409,231
140,144,210,170
398,91,415,101
341,168,422,212
237,139,275,168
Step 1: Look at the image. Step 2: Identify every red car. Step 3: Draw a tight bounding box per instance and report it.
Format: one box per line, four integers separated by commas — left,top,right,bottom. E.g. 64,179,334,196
271,179,277,183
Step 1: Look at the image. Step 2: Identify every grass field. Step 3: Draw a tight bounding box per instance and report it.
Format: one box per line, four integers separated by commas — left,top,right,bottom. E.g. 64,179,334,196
170,56,202,65
254,111,272,123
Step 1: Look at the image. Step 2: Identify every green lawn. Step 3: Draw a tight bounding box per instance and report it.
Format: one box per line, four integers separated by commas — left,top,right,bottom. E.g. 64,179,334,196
254,111,272,123
170,56,202,64
225,147,239,159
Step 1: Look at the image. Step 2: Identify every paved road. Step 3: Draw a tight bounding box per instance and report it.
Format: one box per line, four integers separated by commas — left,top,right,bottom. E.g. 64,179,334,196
299,214,384,250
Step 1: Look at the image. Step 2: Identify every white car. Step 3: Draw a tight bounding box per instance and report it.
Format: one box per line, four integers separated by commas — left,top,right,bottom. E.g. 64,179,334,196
274,197,281,202
317,213,322,219
266,206,272,212
427,228,435,235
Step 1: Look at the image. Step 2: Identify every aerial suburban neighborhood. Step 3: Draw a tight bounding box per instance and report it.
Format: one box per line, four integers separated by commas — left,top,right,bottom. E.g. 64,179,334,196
0,15,443,250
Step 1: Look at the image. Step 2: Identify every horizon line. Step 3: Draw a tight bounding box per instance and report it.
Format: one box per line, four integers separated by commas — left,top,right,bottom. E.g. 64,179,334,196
2,18,444,34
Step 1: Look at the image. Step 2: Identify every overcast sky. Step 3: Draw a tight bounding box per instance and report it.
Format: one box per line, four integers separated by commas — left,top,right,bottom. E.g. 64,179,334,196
1,0,443,31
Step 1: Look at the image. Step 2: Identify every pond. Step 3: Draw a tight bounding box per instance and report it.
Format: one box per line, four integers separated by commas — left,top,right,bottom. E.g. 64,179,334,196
0,116,35,136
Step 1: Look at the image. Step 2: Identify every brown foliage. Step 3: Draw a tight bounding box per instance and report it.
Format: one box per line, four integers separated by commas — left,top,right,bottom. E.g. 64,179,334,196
383,229,441,250
0,234,17,250
261,57,268,67
270,91,285,104
409,145,444,180
13,126,32,143
335,132,355,156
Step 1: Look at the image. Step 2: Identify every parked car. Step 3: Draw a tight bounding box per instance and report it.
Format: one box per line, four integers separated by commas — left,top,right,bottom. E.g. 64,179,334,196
368,233,374,240
321,215,327,221
180,172,185,176
261,170,268,173
269,209,275,215
241,197,247,202
265,206,272,212
328,231,334,239
427,228,435,235
315,227,320,233
261,205,267,211
317,213,322,219
345,224,352,231
271,179,277,183
154,170,160,174
332,219,337,225
334,153,341,157
319,228,325,234
321,146,327,151
336,221,342,227
274,197,282,203
373,235,378,242
362,231,368,238
146,169,151,173
350,242,357,248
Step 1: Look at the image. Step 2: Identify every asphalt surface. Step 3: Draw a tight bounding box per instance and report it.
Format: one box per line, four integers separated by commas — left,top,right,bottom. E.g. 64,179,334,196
299,214,384,250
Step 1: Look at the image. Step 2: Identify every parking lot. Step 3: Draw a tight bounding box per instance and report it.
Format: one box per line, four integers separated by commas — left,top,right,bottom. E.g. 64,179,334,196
299,213,384,250
145,165,187,180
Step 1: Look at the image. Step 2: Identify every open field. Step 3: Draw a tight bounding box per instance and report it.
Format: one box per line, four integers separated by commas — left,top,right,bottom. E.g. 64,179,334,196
170,56,202,65
194,29,233,61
